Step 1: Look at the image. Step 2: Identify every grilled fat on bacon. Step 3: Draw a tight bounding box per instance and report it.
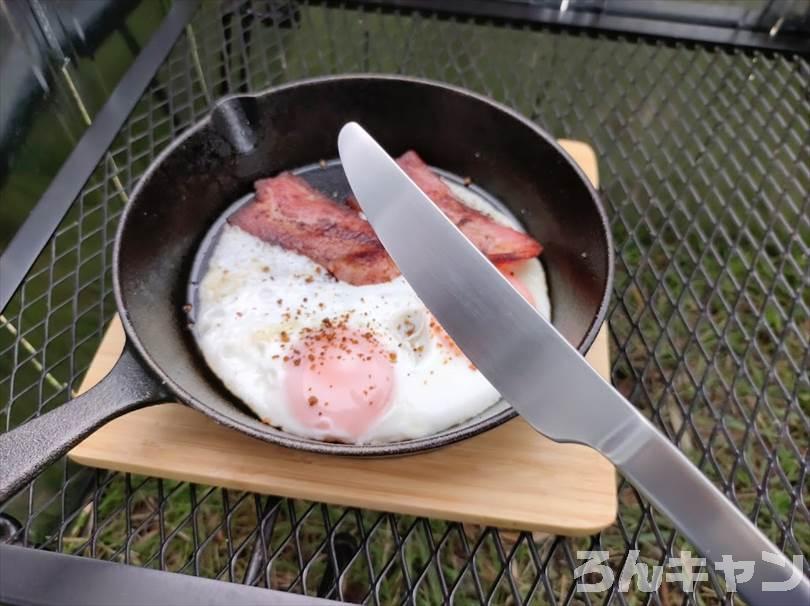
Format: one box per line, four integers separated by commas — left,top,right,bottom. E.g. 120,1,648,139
229,173,399,285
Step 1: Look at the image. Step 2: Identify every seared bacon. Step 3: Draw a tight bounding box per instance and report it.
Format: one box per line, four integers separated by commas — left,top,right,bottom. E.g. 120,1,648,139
349,151,542,262
229,173,399,284
230,152,542,286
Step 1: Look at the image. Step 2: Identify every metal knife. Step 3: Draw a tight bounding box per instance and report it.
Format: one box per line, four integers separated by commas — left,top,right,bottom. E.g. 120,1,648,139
338,122,809,606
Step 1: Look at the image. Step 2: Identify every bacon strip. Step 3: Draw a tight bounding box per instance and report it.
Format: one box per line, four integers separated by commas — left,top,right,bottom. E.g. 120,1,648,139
230,153,542,286
229,173,399,284
349,151,542,262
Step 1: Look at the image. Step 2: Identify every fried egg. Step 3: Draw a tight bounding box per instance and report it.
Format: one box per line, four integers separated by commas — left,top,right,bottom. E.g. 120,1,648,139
194,180,550,443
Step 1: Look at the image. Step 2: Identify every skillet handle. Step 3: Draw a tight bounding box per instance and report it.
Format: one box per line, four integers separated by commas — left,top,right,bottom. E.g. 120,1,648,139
0,345,168,503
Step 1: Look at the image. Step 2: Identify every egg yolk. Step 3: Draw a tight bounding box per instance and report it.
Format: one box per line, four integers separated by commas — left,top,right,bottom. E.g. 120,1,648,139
497,262,536,307
283,328,395,440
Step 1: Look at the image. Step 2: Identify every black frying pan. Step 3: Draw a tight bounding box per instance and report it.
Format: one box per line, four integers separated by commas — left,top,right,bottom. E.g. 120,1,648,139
0,75,613,502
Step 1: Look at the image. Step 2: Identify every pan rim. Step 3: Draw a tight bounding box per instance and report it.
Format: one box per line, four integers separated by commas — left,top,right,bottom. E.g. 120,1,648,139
113,73,615,456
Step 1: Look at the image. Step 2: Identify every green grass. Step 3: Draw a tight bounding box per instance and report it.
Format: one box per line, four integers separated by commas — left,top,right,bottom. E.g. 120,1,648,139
1,3,807,604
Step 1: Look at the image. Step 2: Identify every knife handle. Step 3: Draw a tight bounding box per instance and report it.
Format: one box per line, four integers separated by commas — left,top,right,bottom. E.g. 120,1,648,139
611,424,809,606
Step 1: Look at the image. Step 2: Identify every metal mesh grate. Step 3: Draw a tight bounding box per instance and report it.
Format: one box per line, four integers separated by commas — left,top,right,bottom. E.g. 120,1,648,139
2,1,808,603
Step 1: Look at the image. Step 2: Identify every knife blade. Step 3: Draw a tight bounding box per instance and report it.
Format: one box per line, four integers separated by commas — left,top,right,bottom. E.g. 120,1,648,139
338,122,809,606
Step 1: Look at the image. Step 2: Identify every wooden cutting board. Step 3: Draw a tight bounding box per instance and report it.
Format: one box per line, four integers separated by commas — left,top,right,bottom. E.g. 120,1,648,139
70,140,617,535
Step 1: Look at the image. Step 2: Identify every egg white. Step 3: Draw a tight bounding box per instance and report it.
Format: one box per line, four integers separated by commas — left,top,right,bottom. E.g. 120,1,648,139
195,180,550,443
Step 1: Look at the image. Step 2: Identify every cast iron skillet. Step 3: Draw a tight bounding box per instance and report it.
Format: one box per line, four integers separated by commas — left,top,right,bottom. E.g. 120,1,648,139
0,75,613,502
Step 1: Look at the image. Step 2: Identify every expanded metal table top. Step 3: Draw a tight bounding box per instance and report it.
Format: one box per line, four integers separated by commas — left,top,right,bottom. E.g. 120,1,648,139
1,2,807,604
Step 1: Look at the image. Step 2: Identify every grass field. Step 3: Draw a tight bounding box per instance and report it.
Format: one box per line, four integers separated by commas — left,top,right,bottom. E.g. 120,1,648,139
1,2,807,604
